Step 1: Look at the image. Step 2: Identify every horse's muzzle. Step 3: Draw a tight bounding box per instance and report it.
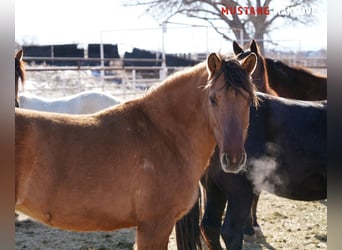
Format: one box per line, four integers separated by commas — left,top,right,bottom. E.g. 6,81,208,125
220,151,247,173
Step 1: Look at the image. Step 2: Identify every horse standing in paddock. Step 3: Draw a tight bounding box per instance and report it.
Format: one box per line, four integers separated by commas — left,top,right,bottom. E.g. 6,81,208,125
14,50,121,114
15,49,25,107
188,40,327,250
234,40,327,236
19,91,122,114
200,93,326,250
15,53,258,250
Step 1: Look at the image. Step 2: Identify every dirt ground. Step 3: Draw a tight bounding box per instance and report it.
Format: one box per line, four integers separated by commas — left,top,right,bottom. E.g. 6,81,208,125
15,191,326,250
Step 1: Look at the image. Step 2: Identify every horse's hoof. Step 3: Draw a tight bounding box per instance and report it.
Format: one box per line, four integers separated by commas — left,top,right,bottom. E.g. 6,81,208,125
254,226,264,238
243,233,257,242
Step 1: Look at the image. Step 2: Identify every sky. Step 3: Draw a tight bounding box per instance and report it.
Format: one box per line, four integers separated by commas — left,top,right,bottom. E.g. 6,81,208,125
15,0,327,55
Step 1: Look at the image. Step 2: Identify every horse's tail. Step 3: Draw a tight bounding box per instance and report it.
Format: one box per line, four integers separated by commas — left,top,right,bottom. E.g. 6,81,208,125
175,186,204,250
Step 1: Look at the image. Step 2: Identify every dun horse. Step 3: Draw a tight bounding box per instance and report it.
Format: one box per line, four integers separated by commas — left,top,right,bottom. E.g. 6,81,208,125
15,53,258,249
178,41,326,249
191,40,327,249
15,49,25,107
201,93,326,250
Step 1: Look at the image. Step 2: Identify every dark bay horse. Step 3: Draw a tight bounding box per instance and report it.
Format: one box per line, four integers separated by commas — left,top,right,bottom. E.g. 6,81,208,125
233,40,278,97
233,39,327,100
201,92,326,250
265,57,327,100
15,53,258,250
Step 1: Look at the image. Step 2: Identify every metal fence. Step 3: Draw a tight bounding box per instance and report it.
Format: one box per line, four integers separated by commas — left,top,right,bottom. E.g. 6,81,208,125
22,57,188,100
21,56,326,100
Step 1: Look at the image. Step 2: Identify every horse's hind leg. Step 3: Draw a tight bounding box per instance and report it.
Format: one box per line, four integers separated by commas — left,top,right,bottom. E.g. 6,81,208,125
251,193,263,236
243,193,263,240
136,220,175,250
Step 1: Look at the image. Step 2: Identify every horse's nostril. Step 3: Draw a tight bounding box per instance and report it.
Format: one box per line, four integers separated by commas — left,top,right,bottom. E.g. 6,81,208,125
240,152,247,168
221,153,229,167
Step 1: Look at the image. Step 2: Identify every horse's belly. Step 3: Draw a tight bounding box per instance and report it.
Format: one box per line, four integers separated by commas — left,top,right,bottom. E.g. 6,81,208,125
16,192,137,231
267,170,327,201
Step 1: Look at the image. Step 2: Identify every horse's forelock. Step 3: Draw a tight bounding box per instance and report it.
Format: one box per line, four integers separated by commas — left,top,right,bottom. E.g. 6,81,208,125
222,59,258,107
204,56,258,106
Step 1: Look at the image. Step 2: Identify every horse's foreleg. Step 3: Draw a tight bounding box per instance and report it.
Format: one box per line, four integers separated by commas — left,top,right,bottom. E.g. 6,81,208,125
136,219,175,250
221,179,254,250
201,177,226,250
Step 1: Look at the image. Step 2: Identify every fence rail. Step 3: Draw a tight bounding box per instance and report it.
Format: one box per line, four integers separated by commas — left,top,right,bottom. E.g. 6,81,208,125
21,56,326,100
22,57,187,100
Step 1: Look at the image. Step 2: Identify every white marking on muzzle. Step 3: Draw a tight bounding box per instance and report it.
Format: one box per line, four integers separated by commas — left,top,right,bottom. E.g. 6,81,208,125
220,152,247,173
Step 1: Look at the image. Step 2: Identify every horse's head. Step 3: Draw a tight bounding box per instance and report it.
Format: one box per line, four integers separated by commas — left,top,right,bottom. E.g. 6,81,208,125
233,40,268,92
205,52,257,173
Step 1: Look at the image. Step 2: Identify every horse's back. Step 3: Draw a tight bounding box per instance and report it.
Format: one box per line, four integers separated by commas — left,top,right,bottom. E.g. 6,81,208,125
253,93,326,162
265,58,327,100
247,93,326,200
19,91,121,114
70,91,121,114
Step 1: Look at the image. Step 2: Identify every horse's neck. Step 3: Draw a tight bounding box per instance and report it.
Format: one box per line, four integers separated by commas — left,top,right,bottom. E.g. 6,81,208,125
255,59,277,95
141,64,216,169
15,76,19,101
143,64,209,134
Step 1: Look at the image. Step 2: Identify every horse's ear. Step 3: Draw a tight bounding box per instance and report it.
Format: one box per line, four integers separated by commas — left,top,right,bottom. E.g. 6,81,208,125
207,53,222,78
241,52,257,75
16,50,23,61
250,40,259,55
233,41,243,55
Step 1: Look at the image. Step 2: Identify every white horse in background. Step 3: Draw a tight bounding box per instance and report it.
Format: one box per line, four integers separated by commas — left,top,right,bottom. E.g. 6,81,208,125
19,90,122,114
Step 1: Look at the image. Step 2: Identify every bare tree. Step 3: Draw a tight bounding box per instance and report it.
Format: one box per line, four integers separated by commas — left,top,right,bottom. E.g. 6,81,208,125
123,0,319,53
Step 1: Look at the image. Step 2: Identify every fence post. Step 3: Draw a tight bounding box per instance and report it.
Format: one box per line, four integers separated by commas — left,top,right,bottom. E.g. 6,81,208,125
77,62,81,92
132,69,136,97
122,68,127,100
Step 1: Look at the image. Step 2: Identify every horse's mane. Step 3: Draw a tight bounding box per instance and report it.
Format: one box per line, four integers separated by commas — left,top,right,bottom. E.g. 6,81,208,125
233,47,276,97
216,54,258,106
265,58,326,79
145,55,258,106
143,62,207,98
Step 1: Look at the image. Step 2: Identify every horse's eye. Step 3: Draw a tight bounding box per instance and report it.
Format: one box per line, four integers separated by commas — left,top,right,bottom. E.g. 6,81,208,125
209,95,217,106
